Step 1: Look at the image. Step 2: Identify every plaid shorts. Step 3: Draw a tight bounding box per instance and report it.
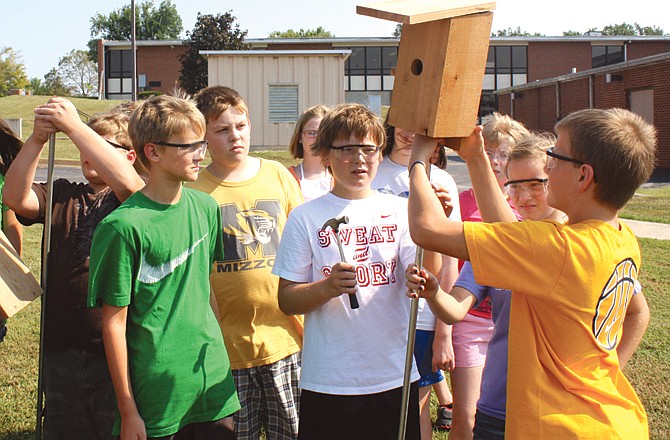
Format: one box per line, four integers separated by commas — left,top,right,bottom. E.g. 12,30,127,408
232,352,301,440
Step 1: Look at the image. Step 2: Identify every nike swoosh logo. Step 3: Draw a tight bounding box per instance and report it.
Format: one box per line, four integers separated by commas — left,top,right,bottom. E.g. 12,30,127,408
138,234,208,284
381,214,392,218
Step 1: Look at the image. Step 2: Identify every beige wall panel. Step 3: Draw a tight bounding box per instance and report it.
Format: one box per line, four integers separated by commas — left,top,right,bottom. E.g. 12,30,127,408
207,53,347,147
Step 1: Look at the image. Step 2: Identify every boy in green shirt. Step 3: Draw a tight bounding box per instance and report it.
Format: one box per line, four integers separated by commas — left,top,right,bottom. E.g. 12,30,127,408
88,95,240,439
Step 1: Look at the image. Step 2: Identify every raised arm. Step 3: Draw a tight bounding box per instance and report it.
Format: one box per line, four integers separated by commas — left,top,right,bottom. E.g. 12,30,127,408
617,292,650,369
2,117,55,219
102,304,146,440
34,97,144,201
457,128,518,223
408,135,468,261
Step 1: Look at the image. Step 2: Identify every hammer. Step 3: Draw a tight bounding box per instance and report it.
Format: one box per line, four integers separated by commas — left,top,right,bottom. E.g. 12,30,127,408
321,215,359,309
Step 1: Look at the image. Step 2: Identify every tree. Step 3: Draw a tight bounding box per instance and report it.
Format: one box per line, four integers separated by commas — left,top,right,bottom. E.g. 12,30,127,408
268,26,334,38
563,30,582,36
393,23,402,38
493,27,544,37
179,12,251,95
57,50,99,97
42,68,73,97
27,77,46,95
602,23,637,36
88,0,183,61
602,22,664,36
0,47,29,97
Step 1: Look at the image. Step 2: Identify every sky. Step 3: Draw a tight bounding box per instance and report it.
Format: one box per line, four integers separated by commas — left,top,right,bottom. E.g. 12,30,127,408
2,0,670,79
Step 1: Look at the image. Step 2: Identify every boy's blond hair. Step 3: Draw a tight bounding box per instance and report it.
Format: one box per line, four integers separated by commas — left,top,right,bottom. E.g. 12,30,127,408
481,112,530,148
129,95,206,168
507,132,556,170
88,112,132,150
289,105,329,159
314,104,385,159
555,108,656,210
194,86,249,124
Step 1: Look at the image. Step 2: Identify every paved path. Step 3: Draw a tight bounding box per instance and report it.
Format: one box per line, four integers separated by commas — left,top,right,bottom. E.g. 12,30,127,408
621,219,670,240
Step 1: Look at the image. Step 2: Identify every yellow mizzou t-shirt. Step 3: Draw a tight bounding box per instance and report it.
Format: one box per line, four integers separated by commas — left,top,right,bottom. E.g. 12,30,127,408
465,219,648,440
187,160,304,369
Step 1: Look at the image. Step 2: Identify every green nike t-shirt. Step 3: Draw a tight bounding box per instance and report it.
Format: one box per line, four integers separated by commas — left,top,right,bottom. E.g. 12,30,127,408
88,188,239,437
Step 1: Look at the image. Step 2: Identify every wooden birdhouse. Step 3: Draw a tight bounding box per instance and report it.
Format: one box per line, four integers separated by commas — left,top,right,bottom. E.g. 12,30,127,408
0,230,42,319
358,0,496,140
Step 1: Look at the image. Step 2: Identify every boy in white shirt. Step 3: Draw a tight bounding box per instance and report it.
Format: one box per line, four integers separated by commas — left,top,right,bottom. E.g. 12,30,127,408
273,103,421,440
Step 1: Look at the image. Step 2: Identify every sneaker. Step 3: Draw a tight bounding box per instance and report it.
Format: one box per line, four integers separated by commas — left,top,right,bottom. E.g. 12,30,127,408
434,404,453,431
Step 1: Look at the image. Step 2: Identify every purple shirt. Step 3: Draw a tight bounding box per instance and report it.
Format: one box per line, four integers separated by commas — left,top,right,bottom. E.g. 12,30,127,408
455,262,511,421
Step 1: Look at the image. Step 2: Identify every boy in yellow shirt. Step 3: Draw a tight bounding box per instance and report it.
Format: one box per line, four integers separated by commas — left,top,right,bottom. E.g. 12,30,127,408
406,108,654,439
187,86,303,439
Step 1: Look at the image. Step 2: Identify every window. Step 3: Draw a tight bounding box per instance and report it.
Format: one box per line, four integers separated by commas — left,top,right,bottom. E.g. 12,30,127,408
344,46,397,92
495,46,511,74
512,46,527,73
107,49,132,78
106,49,133,99
366,46,382,74
592,45,624,68
482,46,527,91
269,84,298,123
382,47,398,74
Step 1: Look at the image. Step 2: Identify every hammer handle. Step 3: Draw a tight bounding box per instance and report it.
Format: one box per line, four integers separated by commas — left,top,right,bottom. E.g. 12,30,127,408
335,235,360,309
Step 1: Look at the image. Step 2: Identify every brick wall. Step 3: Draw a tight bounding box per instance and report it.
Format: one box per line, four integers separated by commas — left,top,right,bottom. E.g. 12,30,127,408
627,41,670,60
527,41,593,81
136,45,187,94
498,59,670,169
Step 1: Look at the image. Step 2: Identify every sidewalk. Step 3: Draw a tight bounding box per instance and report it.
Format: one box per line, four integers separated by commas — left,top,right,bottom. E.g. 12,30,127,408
622,219,670,240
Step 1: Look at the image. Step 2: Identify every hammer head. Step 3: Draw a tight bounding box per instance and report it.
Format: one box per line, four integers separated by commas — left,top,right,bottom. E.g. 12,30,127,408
321,215,349,233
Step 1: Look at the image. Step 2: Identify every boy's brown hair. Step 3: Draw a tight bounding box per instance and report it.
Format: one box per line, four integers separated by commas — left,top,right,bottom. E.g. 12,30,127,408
88,111,132,150
507,132,556,171
481,112,530,149
129,95,206,168
289,105,329,159
314,103,385,159
194,86,249,124
555,107,657,210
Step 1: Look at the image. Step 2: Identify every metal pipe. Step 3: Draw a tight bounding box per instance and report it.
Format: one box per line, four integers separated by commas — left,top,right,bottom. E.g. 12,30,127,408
398,163,431,440
36,133,56,438
131,0,137,101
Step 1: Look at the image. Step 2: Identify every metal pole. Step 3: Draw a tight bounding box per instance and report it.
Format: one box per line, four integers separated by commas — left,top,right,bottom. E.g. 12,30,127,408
131,0,137,101
36,133,56,439
398,163,431,440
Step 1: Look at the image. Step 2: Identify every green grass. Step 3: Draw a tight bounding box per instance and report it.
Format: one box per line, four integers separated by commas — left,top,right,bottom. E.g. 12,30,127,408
621,186,670,224
0,95,127,162
1,224,42,440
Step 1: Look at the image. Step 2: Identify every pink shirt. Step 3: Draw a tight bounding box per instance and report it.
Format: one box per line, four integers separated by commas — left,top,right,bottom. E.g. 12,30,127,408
458,188,522,319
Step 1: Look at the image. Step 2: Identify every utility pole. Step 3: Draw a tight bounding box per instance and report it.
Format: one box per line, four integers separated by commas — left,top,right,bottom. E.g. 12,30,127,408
131,0,137,101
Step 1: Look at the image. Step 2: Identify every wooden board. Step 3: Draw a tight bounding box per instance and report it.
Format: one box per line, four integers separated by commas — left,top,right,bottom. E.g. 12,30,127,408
357,0,496,24
388,12,493,138
0,230,42,319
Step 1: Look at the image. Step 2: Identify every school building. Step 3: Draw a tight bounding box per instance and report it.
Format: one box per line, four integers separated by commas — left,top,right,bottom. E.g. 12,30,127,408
98,36,670,167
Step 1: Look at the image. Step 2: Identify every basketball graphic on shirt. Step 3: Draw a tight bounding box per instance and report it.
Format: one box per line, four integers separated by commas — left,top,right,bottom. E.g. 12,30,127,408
593,258,638,351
